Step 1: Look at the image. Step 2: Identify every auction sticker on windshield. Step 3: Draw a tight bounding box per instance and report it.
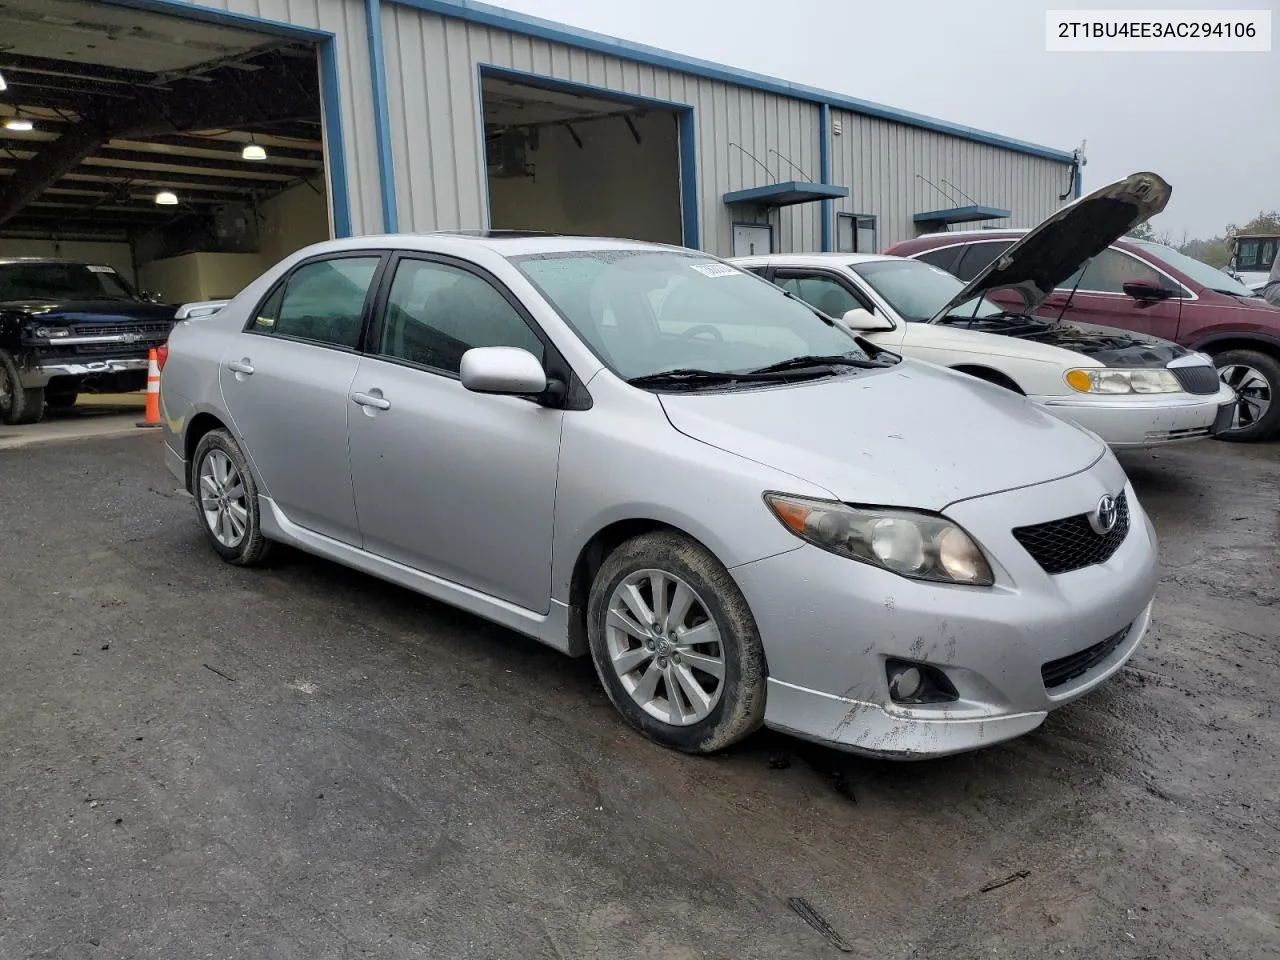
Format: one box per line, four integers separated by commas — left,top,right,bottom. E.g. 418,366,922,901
690,262,740,278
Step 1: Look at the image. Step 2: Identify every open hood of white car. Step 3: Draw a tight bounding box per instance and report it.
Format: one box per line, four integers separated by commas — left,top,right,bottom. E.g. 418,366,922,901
928,171,1173,323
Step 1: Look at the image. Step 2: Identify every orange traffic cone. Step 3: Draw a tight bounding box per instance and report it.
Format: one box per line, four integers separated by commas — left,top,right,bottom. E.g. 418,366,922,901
136,348,162,428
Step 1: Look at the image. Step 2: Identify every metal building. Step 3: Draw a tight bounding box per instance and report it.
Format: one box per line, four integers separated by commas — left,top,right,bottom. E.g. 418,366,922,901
0,0,1082,296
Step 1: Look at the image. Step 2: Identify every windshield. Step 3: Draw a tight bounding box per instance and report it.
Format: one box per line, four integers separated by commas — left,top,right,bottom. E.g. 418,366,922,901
1130,241,1258,296
0,262,137,302
849,258,1005,322
512,249,879,381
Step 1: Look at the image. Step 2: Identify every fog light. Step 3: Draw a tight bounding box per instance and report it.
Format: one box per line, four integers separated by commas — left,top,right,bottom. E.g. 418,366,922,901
886,658,959,704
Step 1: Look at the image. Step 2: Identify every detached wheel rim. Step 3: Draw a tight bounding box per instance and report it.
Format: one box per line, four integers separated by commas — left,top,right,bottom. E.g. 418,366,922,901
198,449,249,548
1219,363,1273,431
605,569,725,726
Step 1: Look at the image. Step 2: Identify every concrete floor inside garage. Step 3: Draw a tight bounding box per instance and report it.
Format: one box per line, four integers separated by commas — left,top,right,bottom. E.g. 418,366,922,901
0,430,1276,960
0,0,333,307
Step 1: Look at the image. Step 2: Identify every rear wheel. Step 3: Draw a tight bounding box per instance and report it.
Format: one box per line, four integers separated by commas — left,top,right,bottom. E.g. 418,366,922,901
1213,349,1280,442
192,429,272,566
586,531,766,754
0,350,45,425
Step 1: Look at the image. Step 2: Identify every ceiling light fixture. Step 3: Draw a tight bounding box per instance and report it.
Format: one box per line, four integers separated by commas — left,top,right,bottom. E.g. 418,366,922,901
154,190,178,206
4,117,33,132
0,71,7,93
241,141,267,161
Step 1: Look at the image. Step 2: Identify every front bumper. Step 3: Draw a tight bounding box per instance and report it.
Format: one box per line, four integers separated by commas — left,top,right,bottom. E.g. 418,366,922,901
18,357,149,389
732,458,1159,759
1033,382,1236,448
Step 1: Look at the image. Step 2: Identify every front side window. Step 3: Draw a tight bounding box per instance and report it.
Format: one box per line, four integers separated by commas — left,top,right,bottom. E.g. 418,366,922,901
1059,248,1168,294
0,262,135,302
377,258,543,373
954,240,1015,282
256,256,380,348
775,273,863,318
513,249,878,381
849,258,1004,323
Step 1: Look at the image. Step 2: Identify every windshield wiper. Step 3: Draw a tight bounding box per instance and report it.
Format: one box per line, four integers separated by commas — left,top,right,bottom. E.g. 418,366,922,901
626,368,762,389
1209,287,1254,298
747,353,889,375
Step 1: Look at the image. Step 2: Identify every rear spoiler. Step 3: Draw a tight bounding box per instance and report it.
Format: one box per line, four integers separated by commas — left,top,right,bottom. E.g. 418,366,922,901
175,299,230,320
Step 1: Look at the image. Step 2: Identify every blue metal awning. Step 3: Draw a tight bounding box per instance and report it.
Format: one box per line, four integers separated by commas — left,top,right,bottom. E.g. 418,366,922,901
913,204,1011,225
723,181,849,207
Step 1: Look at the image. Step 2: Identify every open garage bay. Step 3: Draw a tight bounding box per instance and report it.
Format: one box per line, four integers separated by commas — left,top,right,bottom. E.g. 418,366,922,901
0,432,1276,959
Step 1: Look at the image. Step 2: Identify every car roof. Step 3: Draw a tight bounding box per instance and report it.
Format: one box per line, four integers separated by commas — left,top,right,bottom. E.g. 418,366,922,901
729,252,901,266
307,231,697,258
0,257,108,266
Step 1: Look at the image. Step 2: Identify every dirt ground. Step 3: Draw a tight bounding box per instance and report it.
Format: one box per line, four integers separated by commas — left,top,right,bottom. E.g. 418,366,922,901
0,432,1276,960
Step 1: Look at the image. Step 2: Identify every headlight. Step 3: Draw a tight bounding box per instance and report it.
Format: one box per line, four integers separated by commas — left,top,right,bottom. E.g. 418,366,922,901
1064,368,1181,394
764,493,994,586
34,327,70,339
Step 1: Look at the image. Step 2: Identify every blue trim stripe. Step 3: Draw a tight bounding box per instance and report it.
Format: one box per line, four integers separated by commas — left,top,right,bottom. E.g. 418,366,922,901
365,0,399,232
678,109,699,249
393,0,1075,164
819,103,832,252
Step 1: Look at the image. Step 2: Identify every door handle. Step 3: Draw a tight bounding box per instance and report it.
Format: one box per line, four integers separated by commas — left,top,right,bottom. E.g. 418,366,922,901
226,359,254,375
352,391,391,411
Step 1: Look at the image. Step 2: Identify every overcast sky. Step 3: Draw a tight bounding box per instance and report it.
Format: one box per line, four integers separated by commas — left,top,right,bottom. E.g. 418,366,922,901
495,0,1277,240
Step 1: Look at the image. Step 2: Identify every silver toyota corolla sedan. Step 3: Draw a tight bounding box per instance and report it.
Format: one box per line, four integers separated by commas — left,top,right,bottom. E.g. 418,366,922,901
160,232,1158,759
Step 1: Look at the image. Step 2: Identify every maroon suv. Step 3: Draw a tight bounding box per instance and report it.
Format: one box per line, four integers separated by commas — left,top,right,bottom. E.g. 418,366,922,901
884,231,1280,441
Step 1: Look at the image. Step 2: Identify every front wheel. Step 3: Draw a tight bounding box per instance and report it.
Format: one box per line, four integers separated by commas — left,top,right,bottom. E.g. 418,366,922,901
0,350,45,425
1213,349,1280,442
191,429,272,566
586,531,767,754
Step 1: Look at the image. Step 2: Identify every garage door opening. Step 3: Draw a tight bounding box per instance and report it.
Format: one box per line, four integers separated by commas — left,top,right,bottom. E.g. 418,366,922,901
0,0,335,307
481,72,684,245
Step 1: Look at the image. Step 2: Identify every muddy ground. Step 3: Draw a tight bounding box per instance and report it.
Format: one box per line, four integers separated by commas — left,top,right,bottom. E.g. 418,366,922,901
0,433,1276,960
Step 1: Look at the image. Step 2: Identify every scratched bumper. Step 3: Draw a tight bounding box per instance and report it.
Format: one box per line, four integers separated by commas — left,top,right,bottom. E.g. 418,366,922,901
730,456,1158,759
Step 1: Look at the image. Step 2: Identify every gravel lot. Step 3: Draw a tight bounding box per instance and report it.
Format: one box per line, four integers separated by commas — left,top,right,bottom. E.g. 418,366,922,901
1,432,1276,959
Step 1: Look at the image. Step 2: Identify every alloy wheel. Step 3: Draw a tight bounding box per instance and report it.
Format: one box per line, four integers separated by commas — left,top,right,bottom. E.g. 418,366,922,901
198,449,249,548
1219,363,1273,432
604,569,726,726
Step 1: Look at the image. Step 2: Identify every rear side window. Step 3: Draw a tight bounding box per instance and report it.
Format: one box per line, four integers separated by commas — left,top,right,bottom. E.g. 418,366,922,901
954,240,1016,282
253,256,381,349
915,246,963,275
376,258,543,374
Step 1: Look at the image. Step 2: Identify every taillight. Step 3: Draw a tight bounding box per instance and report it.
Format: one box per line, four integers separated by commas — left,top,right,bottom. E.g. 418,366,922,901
156,343,169,371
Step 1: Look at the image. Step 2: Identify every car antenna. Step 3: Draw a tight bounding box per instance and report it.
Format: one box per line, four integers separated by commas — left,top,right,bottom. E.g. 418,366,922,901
1054,258,1092,323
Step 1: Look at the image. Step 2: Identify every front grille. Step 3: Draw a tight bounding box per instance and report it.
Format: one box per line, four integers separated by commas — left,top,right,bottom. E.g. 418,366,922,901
1170,364,1221,395
1042,625,1131,689
1012,491,1130,575
70,321,173,338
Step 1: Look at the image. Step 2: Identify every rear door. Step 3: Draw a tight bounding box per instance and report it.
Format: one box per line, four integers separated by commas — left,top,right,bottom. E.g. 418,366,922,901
218,253,385,545
1035,247,1184,339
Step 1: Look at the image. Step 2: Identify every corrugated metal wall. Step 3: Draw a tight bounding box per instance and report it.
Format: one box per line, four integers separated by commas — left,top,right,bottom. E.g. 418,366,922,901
380,7,824,256
829,110,1073,252
187,0,386,236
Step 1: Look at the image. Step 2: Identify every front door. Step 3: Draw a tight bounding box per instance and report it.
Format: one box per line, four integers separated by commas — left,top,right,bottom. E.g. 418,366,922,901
1034,247,1183,340
217,254,384,545
346,254,563,613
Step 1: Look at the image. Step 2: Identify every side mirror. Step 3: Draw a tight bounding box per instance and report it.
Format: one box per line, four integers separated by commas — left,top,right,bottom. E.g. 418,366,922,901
459,346,548,396
1122,280,1173,301
841,306,894,332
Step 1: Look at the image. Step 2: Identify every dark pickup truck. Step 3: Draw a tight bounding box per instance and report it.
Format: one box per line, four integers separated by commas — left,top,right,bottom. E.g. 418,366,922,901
0,258,178,425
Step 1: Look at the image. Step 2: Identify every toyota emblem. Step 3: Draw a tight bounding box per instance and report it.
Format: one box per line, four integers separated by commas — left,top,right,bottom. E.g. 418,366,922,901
1090,495,1119,535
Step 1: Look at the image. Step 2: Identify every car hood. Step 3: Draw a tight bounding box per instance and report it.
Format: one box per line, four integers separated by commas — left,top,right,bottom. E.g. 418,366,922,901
0,299,177,323
936,315,1190,366
658,362,1105,511
929,170,1173,322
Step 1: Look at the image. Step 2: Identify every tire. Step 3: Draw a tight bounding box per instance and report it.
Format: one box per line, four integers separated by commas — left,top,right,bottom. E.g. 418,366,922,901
45,391,79,410
586,531,767,754
0,350,45,425
1212,349,1280,443
191,428,272,566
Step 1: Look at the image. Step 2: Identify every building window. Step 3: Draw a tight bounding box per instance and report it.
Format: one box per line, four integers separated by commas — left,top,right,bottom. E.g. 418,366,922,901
837,214,877,254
